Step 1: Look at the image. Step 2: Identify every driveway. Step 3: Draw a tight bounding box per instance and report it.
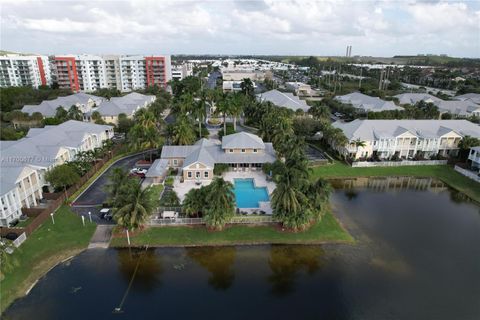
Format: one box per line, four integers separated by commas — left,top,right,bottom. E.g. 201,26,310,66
72,152,150,206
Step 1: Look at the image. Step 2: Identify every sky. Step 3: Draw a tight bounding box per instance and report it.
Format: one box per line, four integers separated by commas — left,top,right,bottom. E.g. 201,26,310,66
1,0,479,58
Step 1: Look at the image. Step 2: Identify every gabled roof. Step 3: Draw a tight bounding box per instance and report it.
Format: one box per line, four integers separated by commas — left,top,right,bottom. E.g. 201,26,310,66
394,93,442,105
434,100,480,117
333,119,480,141
22,93,105,116
256,89,309,112
454,93,480,104
335,92,402,112
94,92,155,116
221,132,265,150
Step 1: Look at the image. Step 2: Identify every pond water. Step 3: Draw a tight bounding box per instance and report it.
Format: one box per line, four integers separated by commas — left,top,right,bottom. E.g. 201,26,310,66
4,177,480,320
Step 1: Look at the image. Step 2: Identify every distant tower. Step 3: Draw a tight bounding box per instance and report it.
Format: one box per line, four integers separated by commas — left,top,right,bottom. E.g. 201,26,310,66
346,45,353,57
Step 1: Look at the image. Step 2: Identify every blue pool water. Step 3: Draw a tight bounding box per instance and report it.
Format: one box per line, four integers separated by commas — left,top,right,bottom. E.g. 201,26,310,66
233,179,269,208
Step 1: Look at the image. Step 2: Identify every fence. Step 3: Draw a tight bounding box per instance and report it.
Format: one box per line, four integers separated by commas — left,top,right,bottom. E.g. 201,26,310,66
1,146,122,238
13,232,27,247
149,215,276,226
454,165,480,183
352,160,448,168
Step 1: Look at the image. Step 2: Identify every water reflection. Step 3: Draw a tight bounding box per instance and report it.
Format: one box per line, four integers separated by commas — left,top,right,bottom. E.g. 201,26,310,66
186,246,236,290
268,245,324,296
331,176,447,192
117,248,163,292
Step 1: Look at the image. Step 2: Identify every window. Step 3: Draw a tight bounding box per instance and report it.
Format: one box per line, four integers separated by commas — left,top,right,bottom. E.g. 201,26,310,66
229,149,233,153
196,172,200,178
253,149,257,153
188,172,192,178
204,171,209,178
241,149,245,153
173,159,178,165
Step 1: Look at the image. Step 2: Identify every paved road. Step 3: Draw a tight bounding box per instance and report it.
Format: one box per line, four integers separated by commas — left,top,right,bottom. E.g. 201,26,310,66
207,71,221,89
88,225,114,249
73,152,150,206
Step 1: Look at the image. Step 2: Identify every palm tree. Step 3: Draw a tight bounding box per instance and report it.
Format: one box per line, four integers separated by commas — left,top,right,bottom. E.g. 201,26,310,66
458,135,480,161
105,167,129,203
271,171,309,229
229,93,244,131
142,126,164,162
240,78,254,96
191,96,207,138
113,181,159,230
172,115,196,145
309,104,330,120
215,94,232,136
183,187,207,217
134,109,157,129
204,178,235,230
67,105,83,121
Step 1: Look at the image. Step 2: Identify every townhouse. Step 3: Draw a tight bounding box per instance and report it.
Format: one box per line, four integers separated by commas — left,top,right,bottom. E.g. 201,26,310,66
332,119,480,160
335,92,403,113
91,92,156,124
0,121,114,226
256,89,310,112
468,146,480,172
394,93,480,118
0,55,51,88
22,93,105,118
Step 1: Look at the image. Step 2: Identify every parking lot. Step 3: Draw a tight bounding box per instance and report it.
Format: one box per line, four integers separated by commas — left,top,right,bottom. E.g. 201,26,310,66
71,151,151,225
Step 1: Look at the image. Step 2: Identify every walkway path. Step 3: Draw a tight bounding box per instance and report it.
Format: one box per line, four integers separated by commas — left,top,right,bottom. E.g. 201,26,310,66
88,225,114,249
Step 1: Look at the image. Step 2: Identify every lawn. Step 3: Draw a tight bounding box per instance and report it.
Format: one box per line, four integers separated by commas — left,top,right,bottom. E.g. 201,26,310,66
0,206,96,313
310,161,480,203
109,211,353,247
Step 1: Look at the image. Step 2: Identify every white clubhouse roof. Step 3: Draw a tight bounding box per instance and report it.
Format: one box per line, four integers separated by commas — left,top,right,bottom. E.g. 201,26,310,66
22,93,105,117
222,132,265,150
335,92,402,112
157,133,275,173
256,89,309,112
332,119,480,141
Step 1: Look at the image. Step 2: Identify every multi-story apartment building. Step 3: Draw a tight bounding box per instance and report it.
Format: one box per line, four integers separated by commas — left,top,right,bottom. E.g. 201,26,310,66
171,63,193,81
54,55,107,92
119,55,172,92
332,119,480,160
0,121,114,226
0,55,51,88
103,55,122,89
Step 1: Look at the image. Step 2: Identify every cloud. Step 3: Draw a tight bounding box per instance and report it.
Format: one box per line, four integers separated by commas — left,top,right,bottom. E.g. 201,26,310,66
0,0,478,57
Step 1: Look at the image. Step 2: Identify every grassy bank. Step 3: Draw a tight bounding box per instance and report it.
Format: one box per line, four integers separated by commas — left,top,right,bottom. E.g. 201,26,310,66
0,206,96,313
110,211,353,247
310,161,480,203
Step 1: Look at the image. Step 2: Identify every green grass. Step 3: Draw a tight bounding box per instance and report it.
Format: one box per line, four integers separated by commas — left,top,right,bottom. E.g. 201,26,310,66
310,161,480,203
164,176,174,187
110,211,353,247
15,218,33,228
0,206,96,313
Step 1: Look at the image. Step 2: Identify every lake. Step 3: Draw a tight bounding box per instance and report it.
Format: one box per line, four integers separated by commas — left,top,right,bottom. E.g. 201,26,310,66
4,177,480,320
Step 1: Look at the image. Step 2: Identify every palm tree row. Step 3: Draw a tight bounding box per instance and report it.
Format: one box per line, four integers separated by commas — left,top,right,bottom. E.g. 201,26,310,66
106,168,159,230
182,177,235,230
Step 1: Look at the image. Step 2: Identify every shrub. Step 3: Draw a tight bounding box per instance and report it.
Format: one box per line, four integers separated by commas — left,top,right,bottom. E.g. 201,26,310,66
164,176,174,187
213,163,229,176
159,190,180,207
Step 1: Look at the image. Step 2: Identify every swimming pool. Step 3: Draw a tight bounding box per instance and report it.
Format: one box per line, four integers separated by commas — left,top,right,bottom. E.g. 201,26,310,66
233,178,269,208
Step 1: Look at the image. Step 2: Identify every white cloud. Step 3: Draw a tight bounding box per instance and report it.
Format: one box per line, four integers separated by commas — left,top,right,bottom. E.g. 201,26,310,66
0,0,478,57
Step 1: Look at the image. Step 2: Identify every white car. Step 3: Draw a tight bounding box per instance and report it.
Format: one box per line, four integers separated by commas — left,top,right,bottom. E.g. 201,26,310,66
130,167,147,175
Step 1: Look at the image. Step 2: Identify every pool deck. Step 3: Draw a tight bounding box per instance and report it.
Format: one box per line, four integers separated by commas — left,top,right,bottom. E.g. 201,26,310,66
172,170,275,214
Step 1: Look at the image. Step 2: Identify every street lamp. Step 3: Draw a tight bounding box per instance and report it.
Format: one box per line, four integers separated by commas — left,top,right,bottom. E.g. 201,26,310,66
88,211,92,223
81,215,85,227
50,213,55,225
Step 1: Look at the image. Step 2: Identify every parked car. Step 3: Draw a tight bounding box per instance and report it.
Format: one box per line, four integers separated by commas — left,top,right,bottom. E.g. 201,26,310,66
130,168,147,175
100,208,113,221
4,232,18,241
